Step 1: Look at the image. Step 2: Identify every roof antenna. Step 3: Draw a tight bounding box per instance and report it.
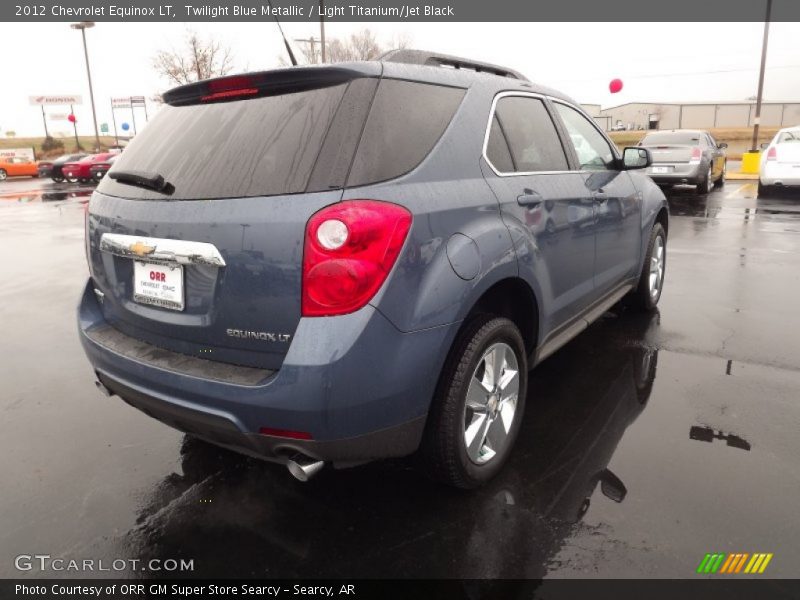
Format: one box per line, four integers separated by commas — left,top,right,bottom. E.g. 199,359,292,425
267,0,297,66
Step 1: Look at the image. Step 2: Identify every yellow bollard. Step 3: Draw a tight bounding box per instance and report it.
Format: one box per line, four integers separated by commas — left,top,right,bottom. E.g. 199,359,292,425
740,151,761,174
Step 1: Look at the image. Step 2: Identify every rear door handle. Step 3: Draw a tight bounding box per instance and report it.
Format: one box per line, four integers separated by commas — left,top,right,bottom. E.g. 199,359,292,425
593,189,608,202
517,189,543,207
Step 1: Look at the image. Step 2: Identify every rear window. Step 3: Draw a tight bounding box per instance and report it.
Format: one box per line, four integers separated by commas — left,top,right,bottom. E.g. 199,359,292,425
99,78,464,200
777,130,800,144
641,132,701,146
346,79,465,187
98,83,348,200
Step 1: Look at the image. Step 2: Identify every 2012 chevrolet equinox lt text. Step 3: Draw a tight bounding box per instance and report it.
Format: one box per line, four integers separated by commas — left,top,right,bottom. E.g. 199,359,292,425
79,50,668,488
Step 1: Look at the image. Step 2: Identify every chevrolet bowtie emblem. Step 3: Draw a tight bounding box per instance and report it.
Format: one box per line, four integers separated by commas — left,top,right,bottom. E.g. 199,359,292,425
129,241,156,257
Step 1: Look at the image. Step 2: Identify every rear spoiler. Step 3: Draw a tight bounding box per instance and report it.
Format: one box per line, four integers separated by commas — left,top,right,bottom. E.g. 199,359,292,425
162,64,381,106
381,49,528,81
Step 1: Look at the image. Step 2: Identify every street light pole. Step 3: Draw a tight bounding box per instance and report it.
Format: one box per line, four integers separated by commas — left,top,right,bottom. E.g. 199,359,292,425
71,21,101,152
750,0,772,152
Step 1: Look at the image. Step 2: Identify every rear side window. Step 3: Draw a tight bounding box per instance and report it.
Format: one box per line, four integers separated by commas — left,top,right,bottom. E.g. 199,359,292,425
485,96,568,173
98,83,348,200
346,79,466,187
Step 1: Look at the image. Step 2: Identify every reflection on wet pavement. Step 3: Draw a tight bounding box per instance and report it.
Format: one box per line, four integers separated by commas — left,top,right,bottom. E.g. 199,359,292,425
1,180,799,579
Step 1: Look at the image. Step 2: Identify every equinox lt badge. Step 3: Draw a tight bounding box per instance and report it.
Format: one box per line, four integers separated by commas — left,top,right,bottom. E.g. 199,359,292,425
226,329,291,343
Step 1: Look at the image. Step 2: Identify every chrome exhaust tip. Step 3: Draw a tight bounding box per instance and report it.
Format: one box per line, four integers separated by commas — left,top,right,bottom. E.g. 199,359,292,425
286,455,325,482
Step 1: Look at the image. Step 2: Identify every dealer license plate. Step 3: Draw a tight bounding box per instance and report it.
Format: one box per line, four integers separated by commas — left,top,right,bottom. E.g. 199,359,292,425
133,261,184,311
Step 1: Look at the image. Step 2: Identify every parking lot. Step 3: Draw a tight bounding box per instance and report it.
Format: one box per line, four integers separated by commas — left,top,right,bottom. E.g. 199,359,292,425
1,176,799,578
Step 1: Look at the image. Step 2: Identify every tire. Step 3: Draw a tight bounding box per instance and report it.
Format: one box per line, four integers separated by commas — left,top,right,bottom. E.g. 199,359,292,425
51,176,64,183
714,161,726,187
0,169,6,182
757,181,770,198
421,315,528,489
629,223,667,312
695,164,713,194
78,178,89,184
65,176,79,184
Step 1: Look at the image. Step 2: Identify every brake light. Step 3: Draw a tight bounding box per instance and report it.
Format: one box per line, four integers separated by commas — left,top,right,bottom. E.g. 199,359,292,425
201,88,258,102
689,147,702,164
302,200,412,317
767,146,777,161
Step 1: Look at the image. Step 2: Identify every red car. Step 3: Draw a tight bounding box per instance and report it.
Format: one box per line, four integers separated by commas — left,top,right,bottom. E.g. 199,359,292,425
62,153,118,183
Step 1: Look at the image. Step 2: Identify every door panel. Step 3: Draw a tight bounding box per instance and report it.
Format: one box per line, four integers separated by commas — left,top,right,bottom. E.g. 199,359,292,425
484,170,596,333
551,101,641,301
480,93,596,337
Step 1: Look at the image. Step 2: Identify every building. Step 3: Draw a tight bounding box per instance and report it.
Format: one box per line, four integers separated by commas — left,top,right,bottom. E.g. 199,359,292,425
596,102,800,131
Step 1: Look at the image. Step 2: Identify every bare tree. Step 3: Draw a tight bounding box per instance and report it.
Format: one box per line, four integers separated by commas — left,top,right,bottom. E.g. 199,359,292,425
153,30,235,86
283,28,410,66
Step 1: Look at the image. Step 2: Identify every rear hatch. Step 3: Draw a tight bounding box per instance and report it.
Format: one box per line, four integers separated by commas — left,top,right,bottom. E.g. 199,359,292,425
776,139,800,164
87,66,381,370
87,64,466,371
640,132,702,164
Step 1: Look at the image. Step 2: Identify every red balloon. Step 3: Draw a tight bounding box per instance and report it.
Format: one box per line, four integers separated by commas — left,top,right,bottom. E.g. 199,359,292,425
609,79,623,94
67,114,76,123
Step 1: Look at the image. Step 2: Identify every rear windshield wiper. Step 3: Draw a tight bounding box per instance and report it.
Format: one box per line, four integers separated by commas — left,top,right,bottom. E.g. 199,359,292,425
108,170,174,194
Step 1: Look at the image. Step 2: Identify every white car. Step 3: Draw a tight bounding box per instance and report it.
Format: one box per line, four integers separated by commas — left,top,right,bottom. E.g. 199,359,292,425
759,126,800,197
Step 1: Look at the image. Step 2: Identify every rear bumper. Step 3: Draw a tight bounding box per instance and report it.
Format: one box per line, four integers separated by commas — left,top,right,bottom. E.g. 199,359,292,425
761,164,800,187
646,163,702,185
78,280,458,466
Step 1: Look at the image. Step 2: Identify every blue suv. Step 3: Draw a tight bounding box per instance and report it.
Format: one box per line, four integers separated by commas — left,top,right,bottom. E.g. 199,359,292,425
79,50,668,488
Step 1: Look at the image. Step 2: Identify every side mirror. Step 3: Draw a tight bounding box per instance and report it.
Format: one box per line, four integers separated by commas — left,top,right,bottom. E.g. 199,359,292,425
717,142,728,149
598,469,627,503
760,142,770,150
622,146,651,169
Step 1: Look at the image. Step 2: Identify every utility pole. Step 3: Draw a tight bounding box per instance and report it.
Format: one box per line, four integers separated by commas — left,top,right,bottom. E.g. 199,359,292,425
294,36,320,63
71,22,101,151
751,0,772,152
319,0,326,63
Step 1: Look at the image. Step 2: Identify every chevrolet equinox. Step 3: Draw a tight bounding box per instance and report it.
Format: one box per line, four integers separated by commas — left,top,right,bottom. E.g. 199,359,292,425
79,50,668,488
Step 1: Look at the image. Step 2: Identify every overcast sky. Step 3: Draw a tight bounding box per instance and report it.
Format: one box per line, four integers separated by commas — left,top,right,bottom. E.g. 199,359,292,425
1,21,799,137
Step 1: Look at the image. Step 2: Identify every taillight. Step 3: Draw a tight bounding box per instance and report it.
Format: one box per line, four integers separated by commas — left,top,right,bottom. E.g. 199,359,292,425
689,147,702,164
302,200,412,317
766,146,777,161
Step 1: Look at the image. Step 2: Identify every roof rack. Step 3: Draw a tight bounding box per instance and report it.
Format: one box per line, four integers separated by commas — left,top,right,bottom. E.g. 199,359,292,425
380,49,527,81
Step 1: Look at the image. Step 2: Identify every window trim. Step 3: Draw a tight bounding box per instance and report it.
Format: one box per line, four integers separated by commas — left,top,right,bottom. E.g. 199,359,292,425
481,91,573,177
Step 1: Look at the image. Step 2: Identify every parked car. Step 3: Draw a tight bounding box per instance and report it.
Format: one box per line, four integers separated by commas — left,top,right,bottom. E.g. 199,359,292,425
90,154,118,182
759,126,800,197
79,50,668,488
63,153,118,184
639,129,727,194
0,156,39,180
38,153,88,182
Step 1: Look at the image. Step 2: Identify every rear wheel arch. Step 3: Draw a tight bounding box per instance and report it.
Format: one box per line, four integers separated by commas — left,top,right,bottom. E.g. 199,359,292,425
655,206,669,238
462,277,539,360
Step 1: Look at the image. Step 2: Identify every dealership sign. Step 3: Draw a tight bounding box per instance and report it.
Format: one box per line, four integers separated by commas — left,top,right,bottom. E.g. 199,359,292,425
112,96,146,108
29,95,82,106
0,147,36,161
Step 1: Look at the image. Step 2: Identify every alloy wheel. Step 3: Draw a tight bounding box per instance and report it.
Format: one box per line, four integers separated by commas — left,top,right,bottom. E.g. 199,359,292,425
649,235,665,299
463,342,520,465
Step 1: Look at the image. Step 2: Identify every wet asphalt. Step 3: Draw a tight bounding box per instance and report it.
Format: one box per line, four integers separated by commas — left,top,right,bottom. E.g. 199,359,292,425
1,177,799,579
